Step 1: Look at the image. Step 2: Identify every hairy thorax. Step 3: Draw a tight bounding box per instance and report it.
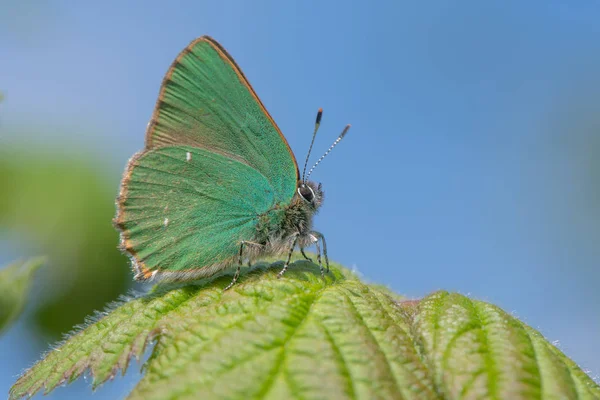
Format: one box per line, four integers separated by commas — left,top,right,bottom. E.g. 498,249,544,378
253,180,323,256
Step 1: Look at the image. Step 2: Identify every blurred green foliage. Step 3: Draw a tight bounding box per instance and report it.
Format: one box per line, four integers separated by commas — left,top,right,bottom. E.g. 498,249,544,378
0,257,45,335
0,148,130,338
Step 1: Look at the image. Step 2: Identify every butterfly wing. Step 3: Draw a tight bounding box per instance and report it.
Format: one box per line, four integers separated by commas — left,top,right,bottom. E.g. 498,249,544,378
145,36,298,200
116,36,299,280
116,146,282,280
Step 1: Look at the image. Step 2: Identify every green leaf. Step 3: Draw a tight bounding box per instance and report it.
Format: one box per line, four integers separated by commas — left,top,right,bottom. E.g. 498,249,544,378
9,260,600,400
0,257,45,334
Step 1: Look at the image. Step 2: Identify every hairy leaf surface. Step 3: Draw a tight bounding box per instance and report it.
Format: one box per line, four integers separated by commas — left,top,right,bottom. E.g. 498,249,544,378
10,260,600,399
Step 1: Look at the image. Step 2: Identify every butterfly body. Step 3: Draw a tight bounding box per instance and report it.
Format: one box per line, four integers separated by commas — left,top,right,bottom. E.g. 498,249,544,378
253,180,324,254
115,36,336,286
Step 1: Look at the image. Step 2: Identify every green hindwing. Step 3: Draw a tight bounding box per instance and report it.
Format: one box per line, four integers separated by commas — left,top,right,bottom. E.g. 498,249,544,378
116,146,277,280
145,36,298,201
116,36,302,280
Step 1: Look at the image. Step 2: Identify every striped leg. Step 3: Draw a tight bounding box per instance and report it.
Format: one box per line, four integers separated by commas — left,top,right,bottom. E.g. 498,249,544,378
310,231,329,273
300,247,313,263
277,233,300,279
224,241,263,291
314,236,324,277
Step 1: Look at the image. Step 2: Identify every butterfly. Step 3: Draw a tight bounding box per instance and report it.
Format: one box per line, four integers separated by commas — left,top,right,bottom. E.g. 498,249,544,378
114,36,349,289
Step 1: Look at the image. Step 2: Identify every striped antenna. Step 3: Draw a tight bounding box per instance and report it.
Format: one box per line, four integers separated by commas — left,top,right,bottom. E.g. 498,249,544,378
302,108,323,182
305,124,351,181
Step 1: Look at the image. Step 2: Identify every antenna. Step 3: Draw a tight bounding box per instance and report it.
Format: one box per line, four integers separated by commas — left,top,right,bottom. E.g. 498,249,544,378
302,108,323,182
305,124,351,181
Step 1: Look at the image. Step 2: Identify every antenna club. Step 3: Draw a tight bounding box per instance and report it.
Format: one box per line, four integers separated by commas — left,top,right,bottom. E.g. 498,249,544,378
340,124,351,138
316,108,323,125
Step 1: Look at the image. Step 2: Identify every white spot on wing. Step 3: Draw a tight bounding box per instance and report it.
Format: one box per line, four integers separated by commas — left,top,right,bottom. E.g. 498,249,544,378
186,152,191,162
151,270,158,280
163,218,169,227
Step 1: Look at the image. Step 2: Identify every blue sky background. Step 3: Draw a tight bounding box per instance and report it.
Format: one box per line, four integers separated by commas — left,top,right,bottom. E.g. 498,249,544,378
1,1,600,397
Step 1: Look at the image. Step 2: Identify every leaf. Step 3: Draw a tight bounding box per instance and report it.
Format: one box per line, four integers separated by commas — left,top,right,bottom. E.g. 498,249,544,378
0,257,45,334
9,260,600,400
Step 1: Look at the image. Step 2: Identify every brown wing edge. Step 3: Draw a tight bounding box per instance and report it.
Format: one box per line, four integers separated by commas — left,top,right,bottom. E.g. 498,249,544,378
113,150,238,282
143,35,300,179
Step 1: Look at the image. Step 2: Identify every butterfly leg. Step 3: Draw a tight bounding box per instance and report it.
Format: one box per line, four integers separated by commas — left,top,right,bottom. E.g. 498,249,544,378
313,235,324,277
300,248,313,263
310,231,329,273
277,233,300,279
224,241,263,291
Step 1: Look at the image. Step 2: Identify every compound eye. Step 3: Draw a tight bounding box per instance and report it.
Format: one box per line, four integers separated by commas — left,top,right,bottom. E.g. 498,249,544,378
298,184,315,203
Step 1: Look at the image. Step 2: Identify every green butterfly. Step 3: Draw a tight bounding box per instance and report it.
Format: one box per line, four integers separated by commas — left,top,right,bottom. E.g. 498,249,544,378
114,36,349,289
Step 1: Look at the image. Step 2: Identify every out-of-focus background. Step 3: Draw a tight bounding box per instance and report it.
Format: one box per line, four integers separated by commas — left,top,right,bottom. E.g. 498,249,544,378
1,1,599,397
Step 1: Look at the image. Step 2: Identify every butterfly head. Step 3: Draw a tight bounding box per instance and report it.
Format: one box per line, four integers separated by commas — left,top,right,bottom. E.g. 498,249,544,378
297,181,324,210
